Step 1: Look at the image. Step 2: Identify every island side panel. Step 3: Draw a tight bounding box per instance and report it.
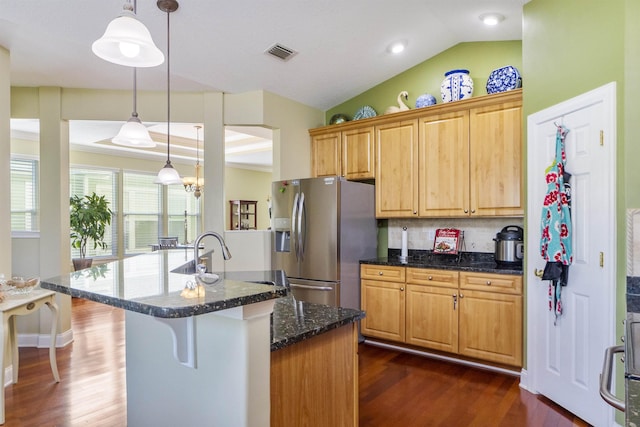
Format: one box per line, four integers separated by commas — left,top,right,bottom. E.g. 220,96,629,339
125,302,273,427
270,323,358,427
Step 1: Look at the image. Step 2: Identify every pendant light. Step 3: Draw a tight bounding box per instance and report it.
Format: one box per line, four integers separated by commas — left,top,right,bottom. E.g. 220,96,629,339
112,68,156,148
92,0,164,68
154,0,182,185
183,125,204,198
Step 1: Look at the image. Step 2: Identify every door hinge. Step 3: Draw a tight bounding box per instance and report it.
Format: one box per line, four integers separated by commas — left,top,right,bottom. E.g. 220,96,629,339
600,251,604,268
600,130,604,146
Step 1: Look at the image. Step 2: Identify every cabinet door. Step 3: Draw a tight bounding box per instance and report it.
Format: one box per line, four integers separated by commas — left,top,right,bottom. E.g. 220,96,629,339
343,126,375,180
375,120,418,218
418,111,470,217
361,279,405,342
311,131,341,177
406,284,458,353
458,289,522,367
469,100,523,216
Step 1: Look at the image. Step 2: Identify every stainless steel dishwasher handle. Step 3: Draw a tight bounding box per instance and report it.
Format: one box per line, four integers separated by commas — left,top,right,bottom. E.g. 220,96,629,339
290,283,334,291
599,344,625,412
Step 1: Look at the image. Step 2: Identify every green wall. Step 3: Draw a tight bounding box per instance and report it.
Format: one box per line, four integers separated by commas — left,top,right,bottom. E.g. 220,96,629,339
327,41,522,123
523,1,635,422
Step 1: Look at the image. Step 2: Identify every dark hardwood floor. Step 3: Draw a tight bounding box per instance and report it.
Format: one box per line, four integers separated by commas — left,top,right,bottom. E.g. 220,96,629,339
4,298,590,426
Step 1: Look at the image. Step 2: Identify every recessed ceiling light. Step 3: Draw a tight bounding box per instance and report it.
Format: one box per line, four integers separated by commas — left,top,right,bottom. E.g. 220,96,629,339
387,40,407,54
479,13,505,26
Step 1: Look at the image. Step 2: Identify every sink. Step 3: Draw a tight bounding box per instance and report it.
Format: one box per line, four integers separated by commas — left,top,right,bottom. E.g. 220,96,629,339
171,260,278,287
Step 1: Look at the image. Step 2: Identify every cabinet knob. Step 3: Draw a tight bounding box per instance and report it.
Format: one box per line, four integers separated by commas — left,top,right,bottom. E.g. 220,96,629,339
471,209,476,214
400,287,404,291
459,293,464,298
428,276,433,280
378,271,383,276
464,209,469,214
413,211,417,215
486,281,491,286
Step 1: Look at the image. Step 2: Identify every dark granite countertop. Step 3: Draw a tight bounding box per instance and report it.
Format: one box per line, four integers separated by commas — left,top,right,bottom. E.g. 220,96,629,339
271,295,364,351
627,276,640,313
361,249,523,275
41,250,364,351
41,250,287,318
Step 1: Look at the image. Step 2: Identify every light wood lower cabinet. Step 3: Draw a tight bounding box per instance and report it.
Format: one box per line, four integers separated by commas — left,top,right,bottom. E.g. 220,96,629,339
361,265,523,367
271,323,358,427
458,272,523,366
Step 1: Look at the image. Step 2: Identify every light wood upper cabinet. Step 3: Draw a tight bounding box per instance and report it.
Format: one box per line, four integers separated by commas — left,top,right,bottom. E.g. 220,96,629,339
342,126,375,180
469,100,523,216
310,125,375,180
418,110,470,217
311,131,341,177
375,120,419,218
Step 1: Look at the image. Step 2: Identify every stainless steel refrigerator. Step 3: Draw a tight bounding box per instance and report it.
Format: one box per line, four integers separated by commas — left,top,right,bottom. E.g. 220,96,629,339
271,176,377,309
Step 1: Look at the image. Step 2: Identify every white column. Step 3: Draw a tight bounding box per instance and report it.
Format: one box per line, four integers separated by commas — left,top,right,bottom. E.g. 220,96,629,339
0,46,11,277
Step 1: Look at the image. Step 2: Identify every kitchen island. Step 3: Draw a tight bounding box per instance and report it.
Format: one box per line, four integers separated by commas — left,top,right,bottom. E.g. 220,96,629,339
41,250,363,427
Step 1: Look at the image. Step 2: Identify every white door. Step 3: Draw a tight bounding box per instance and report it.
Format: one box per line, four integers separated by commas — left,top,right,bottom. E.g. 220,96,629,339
526,83,616,426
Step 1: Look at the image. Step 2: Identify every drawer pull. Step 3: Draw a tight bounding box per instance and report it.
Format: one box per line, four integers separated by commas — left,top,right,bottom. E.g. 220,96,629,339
428,276,433,280
486,281,492,286
26,302,35,310
378,271,383,276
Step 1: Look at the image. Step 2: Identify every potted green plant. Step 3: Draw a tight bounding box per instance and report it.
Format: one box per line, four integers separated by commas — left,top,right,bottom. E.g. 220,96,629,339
70,193,113,271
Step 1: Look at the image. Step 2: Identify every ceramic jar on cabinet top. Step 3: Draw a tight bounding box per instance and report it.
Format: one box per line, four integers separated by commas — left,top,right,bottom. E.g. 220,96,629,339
440,69,474,103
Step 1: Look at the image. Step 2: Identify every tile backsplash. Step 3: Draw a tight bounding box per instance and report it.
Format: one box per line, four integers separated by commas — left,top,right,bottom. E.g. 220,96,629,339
388,218,524,253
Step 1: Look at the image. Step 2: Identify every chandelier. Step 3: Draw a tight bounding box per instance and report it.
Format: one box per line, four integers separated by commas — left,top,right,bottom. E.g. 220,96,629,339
183,125,204,198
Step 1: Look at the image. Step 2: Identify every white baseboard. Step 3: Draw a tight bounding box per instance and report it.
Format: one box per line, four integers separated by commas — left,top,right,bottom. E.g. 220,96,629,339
17,329,74,348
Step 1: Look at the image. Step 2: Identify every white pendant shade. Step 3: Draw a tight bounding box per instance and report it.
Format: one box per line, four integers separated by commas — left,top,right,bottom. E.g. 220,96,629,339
154,161,183,185
112,116,156,147
92,12,164,67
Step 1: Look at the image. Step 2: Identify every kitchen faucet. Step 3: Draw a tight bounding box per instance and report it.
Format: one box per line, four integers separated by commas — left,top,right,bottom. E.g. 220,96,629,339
193,231,232,273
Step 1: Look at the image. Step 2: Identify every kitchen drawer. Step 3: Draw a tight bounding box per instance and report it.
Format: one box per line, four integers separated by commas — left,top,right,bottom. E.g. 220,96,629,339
406,268,458,289
360,264,405,283
459,272,522,295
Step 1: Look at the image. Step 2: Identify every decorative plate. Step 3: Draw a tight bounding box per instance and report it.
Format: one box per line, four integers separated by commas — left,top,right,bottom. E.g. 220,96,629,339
353,105,377,120
486,65,522,94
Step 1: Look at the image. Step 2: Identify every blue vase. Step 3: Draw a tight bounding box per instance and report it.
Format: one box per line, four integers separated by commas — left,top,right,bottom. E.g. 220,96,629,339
440,69,474,103
415,93,437,108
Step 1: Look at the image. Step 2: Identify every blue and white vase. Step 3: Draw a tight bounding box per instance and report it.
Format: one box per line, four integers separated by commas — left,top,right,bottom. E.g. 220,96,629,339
440,69,474,103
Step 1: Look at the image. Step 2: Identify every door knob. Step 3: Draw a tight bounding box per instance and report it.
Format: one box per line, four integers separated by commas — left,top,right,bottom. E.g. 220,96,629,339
534,268,544,278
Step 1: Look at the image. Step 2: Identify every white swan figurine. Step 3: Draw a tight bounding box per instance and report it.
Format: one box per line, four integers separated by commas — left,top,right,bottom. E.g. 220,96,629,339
384,91,410,115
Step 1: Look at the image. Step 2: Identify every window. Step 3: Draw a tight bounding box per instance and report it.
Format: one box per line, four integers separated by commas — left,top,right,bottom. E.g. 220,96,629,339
168,185,201,244
123,172,161,254
70,168,117,258
10,158,39,232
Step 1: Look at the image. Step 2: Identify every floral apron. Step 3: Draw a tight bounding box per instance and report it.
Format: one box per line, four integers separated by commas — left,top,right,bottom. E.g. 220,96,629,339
540,125,572,323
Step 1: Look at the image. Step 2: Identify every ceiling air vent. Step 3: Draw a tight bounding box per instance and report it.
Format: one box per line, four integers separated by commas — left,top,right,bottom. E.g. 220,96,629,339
265,43,298,62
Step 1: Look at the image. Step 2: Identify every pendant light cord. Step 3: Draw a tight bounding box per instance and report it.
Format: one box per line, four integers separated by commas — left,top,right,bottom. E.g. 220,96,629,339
166,6,171,164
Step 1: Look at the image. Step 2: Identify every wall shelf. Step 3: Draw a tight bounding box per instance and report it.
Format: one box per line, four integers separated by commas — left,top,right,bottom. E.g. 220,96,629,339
229,200,257,230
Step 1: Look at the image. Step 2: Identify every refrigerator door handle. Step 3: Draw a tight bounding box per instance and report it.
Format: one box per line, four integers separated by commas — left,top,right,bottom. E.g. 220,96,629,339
290,283,335,291
298,192,305,262
291,192,299,261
